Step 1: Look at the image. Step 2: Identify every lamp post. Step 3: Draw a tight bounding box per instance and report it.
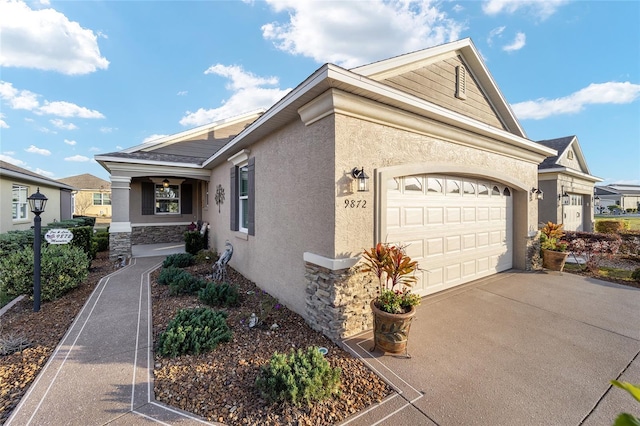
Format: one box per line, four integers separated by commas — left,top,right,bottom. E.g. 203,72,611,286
28,188,47,312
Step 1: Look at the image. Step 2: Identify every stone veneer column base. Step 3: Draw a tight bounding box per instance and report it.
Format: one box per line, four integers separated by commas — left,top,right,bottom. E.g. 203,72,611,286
304,257,377,344
109,232,132,261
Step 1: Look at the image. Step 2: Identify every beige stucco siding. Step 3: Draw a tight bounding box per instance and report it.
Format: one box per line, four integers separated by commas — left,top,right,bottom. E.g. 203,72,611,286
334,112,540,265
0,178,66,233
538,173,596,231
207,118,337,317
381,56,505,130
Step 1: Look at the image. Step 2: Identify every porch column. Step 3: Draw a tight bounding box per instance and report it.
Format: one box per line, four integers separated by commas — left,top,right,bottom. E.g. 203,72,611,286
109,176,132,261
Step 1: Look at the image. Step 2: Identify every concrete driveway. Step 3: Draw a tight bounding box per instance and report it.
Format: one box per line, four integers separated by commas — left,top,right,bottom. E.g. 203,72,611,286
342,271,640,426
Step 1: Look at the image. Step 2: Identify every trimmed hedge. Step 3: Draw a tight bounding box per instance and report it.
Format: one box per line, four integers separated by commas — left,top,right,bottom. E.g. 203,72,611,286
595,220,629,234
0,244,90,302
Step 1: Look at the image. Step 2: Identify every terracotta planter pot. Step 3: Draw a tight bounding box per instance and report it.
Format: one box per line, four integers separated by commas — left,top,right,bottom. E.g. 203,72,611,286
370,300,416,357
542,249,569,271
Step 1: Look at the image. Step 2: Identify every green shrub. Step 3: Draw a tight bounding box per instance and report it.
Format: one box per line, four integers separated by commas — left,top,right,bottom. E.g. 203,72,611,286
596,220,628,234
162,253,195,268
169,273,207,296
157,307,232,357
255,347,341,407
632,268,640,282
0,230,34,257
198,282,240,307
184,231,206,255
157,266,188,285
195,249,218,264
0,245,90,302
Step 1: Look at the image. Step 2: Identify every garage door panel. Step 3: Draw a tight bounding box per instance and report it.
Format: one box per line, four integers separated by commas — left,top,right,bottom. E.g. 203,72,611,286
385,174,513,298
404,207,424,226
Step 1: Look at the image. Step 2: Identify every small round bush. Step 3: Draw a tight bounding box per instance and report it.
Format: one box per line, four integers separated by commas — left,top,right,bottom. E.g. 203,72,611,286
255,346,341,406
157,307,232,358
198,282,240,307
157,266,189,285
162,253,195,268
632,268,640,282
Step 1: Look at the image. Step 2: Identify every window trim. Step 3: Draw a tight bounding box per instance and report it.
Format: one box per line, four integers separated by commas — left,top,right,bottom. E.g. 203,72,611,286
12,184,29,221
154,183,181,214
92,192,111,206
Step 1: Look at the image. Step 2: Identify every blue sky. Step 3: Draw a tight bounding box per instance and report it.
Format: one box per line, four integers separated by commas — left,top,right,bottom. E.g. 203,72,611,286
1,0,638,184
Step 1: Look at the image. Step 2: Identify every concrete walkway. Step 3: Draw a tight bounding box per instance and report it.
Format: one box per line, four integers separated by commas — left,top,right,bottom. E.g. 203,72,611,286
7,247,640,425
7,248,215,425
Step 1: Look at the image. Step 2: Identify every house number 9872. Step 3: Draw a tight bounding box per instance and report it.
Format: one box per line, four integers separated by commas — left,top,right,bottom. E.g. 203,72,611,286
344,199,367,208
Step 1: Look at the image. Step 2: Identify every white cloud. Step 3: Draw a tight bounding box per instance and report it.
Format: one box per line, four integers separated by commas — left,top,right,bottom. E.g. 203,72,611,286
26,144,51,156
64,155,91,162
512,82,640,120
177,91,188,96
142,134,169,143
34,168,54,178
180,64,290,127
99,127,115,133
64,139,77,146
50,118,78,130
487,26,505,46
0,81,39,110
38,101,104,118
503,32,526,52
482,0,568,20
0,0,109,75
88,146,101,152
261,0,464,68
0,154,26,166
452,4,464,13
0,113,8,128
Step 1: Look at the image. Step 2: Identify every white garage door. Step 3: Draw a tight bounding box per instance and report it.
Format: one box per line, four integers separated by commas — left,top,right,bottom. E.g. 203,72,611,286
385,175,513,297
563,194,583,231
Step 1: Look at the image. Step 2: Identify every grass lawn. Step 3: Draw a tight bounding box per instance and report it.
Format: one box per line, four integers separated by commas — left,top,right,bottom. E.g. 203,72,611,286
564,263,637,283
595,216,640,231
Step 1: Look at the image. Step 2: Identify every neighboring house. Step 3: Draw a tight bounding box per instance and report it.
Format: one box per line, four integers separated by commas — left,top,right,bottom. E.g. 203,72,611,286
0,160,75,233
594,184,640,213
536,136,602,231
96,38,557,342
58,174,112,218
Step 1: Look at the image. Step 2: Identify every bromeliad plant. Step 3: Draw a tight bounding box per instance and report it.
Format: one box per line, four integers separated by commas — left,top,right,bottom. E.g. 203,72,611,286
362,242,420,314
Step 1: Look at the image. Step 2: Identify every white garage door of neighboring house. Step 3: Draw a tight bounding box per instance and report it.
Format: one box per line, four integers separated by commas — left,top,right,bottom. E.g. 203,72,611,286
563,194,583,232
385,175,513,297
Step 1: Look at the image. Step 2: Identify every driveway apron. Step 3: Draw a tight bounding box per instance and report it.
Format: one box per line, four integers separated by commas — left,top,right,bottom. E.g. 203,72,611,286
342,271,640,426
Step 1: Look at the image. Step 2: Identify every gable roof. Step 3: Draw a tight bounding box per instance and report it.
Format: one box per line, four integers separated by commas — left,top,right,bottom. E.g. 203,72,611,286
595,184,640,196
97,38,555,175
536,135,601,182
0,160,75,190
58,174,111,190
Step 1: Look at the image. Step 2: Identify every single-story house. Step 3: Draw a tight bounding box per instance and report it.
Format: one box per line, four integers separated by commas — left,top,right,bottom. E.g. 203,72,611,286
58,174,112,218
594,184,640,213
536,136,602,231
0,160,75,233
96,38,557,342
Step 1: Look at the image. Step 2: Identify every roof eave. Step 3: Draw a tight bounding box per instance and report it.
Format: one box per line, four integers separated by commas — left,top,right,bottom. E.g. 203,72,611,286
538,167,603,182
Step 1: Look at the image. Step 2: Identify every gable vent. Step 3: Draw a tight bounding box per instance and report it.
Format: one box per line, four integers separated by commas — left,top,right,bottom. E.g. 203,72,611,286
456,65,467,100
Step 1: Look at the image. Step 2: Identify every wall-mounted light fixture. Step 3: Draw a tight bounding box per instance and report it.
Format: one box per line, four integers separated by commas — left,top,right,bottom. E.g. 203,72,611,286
351,167,370,192
530,188,543,201
559,187,570,205
162,179,170,188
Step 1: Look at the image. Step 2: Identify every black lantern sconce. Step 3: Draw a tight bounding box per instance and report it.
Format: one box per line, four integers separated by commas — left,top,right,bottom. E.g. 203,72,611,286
27,188,48,312
559,187,570,205
351,167,370,192
162,178,170,188
530,188,543,201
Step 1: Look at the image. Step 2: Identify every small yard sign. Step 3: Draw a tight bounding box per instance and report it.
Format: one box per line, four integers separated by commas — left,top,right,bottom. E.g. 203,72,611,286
45,228,74,244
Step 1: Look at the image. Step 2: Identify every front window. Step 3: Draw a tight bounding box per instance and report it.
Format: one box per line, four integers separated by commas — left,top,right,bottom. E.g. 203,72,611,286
93,192,111,205
155,184,180,214
239,165,249,232
12,185,28,220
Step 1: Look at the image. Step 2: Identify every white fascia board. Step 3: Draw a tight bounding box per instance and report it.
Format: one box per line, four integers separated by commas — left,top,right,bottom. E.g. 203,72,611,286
102,161,211,179
324,65,555,158
0,169,75,190
122,109,265,154
202,65,332,168
538,167,603,182
95,156,203,169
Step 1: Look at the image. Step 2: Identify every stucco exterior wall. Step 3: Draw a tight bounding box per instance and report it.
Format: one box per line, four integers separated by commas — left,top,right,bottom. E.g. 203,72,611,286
538,173,596,231
206,118,337,318
0,178,66,233
333,113,540,260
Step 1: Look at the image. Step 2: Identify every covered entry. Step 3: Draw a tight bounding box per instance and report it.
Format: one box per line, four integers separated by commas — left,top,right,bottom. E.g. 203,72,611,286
384,174,513,296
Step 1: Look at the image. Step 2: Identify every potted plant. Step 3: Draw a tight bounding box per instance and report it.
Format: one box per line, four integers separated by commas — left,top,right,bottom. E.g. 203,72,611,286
362,242,420,357
540,222,569,271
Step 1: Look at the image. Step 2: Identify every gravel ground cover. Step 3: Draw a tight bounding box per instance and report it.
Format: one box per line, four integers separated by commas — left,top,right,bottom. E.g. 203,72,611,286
151,260,392,425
